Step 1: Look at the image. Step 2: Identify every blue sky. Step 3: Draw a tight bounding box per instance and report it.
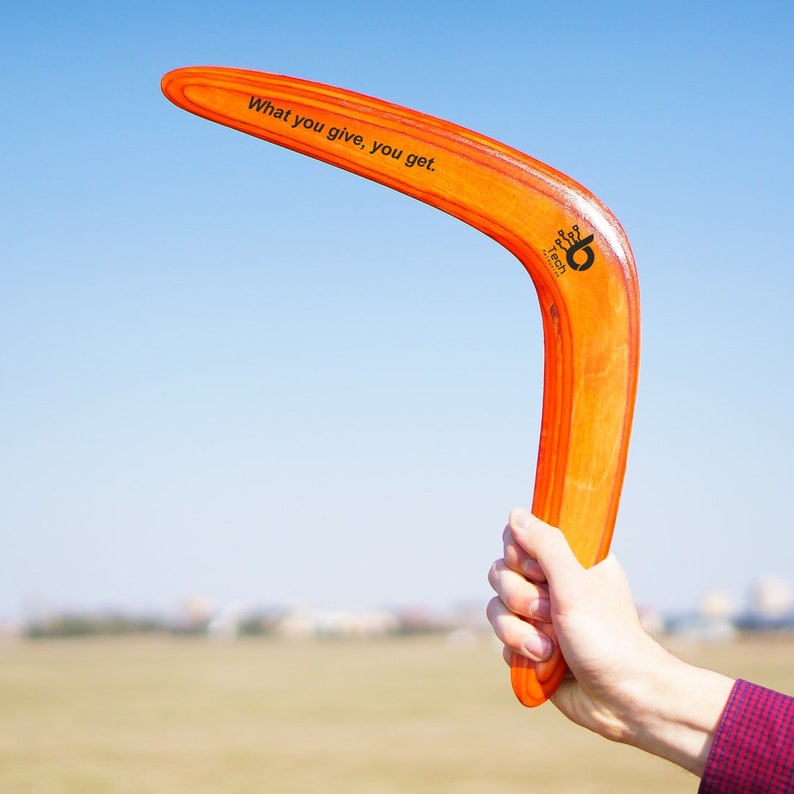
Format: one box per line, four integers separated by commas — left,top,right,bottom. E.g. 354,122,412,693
2,0,793,620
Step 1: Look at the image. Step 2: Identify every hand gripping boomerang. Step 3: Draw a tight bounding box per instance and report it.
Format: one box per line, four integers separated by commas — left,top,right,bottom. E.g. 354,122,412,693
161,66,641,707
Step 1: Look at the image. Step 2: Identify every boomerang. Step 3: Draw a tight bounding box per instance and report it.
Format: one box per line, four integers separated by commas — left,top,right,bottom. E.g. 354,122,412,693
161,66,640,707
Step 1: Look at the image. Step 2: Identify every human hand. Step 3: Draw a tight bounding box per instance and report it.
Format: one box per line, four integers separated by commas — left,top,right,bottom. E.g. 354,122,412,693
486,508,733,774
487,508,659,739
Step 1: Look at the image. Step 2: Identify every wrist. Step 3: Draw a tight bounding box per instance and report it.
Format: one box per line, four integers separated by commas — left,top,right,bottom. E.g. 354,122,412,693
619,644,735,776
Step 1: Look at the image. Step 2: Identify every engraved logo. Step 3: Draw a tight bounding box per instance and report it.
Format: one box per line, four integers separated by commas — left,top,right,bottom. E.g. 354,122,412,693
556,225,595,272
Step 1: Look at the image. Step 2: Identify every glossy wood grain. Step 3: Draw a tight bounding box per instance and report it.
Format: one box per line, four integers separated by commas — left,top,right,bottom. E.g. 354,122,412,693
161,66,641,706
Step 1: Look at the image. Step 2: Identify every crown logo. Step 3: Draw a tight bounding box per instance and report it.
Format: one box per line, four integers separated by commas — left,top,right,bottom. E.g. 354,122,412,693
555,225,595,272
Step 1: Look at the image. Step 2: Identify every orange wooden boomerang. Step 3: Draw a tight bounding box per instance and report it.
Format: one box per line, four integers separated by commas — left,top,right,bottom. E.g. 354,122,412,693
161,66,640,707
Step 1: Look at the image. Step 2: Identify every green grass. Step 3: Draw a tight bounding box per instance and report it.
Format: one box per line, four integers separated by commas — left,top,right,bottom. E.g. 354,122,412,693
1,634,792,793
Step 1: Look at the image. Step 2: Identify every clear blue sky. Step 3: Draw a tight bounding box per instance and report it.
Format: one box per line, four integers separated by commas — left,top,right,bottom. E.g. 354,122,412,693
2,0,793,621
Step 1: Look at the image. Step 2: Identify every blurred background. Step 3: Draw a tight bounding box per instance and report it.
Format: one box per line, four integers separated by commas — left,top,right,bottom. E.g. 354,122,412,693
2,0,793,635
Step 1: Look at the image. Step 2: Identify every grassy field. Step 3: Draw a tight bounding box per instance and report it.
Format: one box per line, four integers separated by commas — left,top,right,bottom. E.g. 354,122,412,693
1,633,793,793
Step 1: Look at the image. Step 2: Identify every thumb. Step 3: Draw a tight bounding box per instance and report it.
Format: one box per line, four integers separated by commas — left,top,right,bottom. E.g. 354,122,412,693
508,509,586,599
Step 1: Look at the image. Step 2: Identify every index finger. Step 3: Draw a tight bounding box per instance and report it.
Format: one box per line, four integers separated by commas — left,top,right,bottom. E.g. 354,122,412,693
503,522,547,583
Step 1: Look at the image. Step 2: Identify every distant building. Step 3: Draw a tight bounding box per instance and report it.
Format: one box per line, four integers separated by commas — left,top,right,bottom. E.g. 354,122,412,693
750,576,794,621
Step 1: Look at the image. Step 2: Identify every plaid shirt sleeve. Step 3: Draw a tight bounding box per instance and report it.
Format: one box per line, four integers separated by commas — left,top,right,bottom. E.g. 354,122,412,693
699,679,794,794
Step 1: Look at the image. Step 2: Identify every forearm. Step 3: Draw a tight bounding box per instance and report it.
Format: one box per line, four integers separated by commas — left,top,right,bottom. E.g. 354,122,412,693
618,645,734,776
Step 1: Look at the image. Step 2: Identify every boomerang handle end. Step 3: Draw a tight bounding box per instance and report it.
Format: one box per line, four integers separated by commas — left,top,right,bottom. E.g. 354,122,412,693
511,647,567,707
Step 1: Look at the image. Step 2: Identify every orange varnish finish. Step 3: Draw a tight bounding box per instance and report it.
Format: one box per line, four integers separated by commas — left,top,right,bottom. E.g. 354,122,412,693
161,66,641,707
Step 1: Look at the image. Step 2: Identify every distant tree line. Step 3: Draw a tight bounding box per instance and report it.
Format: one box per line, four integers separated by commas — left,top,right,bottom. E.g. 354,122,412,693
25,613,167,639
22,604,460,639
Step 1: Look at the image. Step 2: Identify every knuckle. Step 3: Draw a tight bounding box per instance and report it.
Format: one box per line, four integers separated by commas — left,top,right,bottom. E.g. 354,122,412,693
487,560,500,588
485,595,504,625
502,587,531,617
503,543,522,571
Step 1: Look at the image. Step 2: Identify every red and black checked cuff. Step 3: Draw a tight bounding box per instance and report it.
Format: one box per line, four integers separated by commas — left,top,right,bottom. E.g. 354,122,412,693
700,679,794,794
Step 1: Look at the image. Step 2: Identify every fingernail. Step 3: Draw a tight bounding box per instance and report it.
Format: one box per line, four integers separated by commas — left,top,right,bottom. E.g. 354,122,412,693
522,558,544,580
530,598,551,621
523,632,553,661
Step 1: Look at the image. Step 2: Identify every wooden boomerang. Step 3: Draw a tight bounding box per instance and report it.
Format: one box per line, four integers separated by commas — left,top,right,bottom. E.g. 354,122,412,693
161,66,640,707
